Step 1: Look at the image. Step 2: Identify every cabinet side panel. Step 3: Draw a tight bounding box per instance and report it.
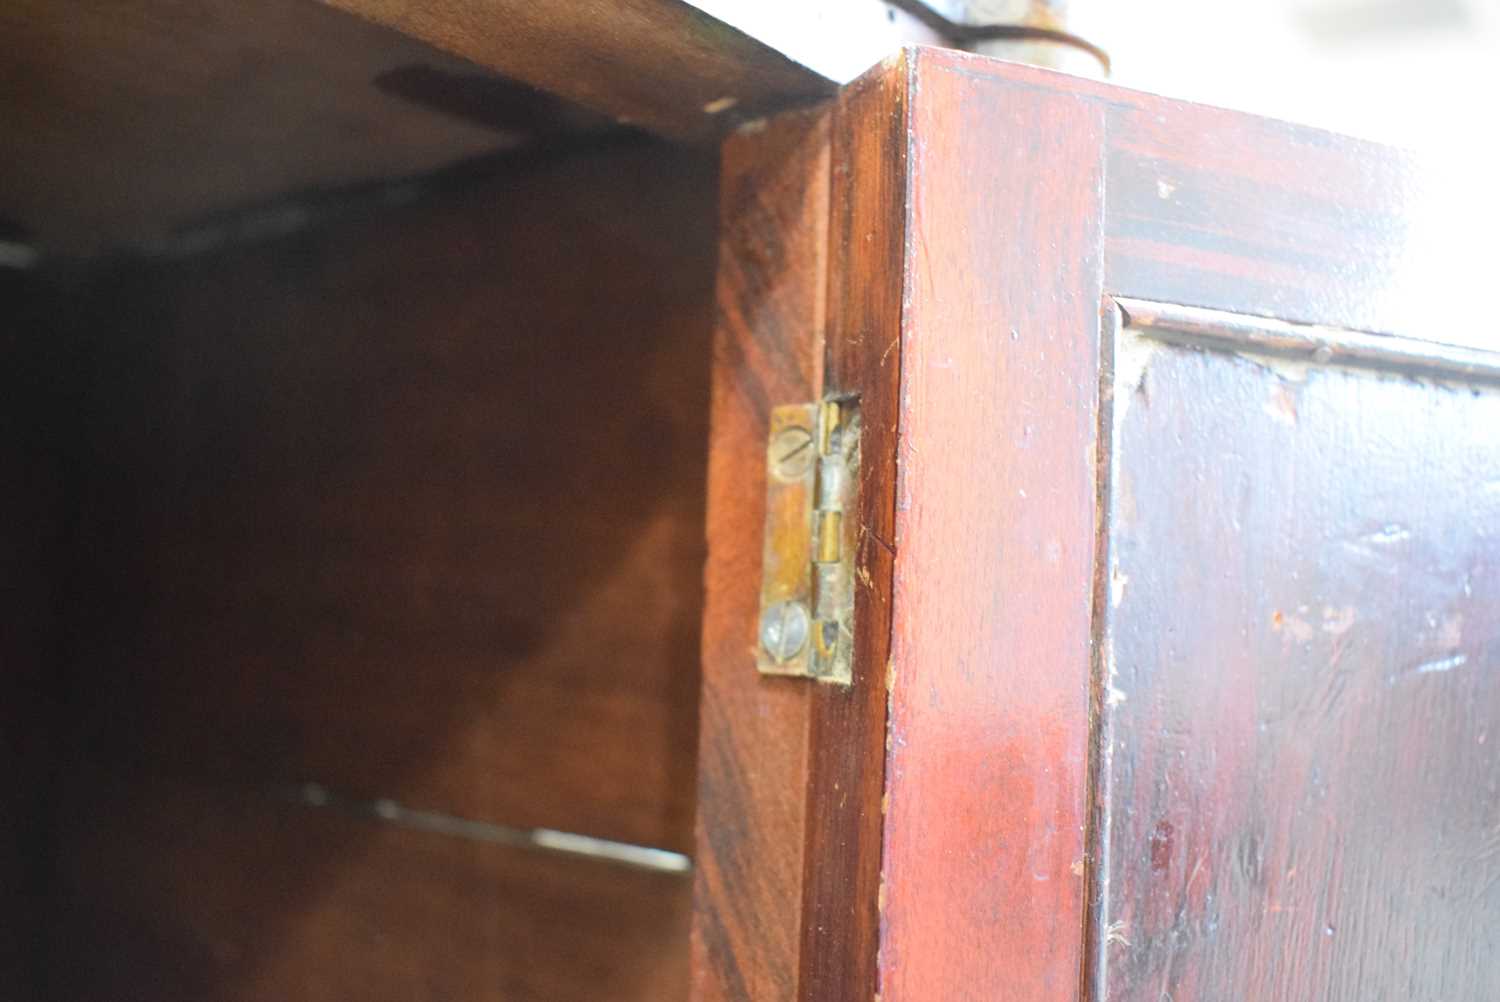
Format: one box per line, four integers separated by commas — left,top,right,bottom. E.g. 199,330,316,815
691,107,829,1002
808,54,910,1002
880,49,1106,1002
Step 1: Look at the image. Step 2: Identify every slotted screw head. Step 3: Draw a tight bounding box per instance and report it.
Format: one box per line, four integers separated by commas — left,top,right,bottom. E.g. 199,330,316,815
769,425,815,480
759,601,810,663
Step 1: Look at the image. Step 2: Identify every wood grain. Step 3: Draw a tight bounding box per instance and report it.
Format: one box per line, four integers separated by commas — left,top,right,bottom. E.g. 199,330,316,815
1101,98,1420,339
0,0,538,254
48,139,716,999
693,74,916,1002
325,0,833,142
874,47,1106,1002
62,140,715,854
913,48,1500,1002
806,54,910,1002
1095,319,1500,1000
690,106,829,1002
920,50,1500,350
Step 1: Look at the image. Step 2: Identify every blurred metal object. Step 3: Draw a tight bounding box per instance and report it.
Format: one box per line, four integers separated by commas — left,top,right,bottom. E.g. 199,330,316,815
898,0,1110,75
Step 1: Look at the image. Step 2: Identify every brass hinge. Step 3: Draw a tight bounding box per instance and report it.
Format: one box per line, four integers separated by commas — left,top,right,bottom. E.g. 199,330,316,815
756,398,860,685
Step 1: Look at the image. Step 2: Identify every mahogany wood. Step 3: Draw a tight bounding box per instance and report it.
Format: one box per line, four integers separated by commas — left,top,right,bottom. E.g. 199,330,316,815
53,139,716,999
3,0,919,256
806,57,911,1002
326,0,838,143
874,47,1106,1002
690,106,829,1002
0,0,540,254
690,70,916,1002
1095,308,1500,1000
846,48,1500,1002
11,27,1498,1002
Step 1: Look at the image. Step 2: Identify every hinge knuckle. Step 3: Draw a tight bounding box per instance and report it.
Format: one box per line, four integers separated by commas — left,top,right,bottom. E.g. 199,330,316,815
756,397,860,684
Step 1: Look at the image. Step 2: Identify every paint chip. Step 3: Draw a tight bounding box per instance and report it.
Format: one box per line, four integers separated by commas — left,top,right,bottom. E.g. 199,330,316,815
1321,605,1356,636
1263,383,1299,426
1278,618,1314,642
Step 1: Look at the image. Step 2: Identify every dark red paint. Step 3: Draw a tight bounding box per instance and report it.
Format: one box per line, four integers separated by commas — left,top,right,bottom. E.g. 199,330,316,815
743,46,1500,1002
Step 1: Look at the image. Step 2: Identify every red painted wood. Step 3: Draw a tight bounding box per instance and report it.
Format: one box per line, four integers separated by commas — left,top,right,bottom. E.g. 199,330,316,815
1094,314,1500,1000
1100,99,1417,339
861,47,1500,1002
928,49,1500,350
877,47,1106,1002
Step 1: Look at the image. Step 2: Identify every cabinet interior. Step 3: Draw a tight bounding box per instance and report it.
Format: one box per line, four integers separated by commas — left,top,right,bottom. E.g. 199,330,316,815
1,7,722,996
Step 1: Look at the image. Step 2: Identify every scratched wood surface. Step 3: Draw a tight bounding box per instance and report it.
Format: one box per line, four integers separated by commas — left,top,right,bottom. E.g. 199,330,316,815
692,71,916,1002
1095,326,1500,1000
855,48,1105,1002
801,54,910,1002
52,139,714,999
1086,49,1500,1001
895,50,1500,1002
690,106,828,1002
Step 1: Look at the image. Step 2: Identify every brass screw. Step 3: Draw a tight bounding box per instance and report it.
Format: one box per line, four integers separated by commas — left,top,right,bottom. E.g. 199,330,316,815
769,425,815,481
759,601,810,663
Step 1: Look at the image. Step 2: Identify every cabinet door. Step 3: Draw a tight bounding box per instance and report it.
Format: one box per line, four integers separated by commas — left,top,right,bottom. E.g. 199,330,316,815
693,47,1500,1002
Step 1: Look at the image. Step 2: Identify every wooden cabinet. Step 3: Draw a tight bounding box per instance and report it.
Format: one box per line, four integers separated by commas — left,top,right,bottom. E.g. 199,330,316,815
694,48,1500,1002
3,7,1496,1002
5,140,714,1002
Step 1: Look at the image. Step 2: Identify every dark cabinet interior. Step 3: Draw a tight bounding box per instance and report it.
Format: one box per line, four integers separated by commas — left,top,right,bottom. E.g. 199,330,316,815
12,5,1500,1002
2,25,720,991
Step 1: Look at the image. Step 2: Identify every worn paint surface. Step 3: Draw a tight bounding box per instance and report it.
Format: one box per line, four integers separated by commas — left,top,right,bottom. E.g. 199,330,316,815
696,48,1500,1002
1095,326,1500,999
878,48,1104,1002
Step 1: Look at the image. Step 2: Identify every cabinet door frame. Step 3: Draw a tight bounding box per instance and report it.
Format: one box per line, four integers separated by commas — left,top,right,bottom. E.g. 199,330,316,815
692,45,1498,1002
